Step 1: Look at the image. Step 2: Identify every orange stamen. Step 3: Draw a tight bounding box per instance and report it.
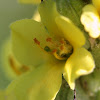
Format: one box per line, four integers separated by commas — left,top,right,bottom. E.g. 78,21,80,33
60,40,64,44
60,45,64,50
33,38,40,45
46,37,52,42
52,49,57,53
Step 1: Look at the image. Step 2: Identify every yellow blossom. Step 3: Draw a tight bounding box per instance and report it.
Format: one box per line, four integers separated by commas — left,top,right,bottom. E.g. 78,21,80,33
3,0,95,100
81,0,100,38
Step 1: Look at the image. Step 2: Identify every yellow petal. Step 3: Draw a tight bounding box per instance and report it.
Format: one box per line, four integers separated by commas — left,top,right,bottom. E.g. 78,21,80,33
38,0,61,37
92,0,100,12
81,4,100,38
6,61,64,100
55,16,85,48
32,10,41,22
0,91,16,100
11,19,50,67
18,0,41,4
63,47,95,90
0,91,6,100
1,38,18,79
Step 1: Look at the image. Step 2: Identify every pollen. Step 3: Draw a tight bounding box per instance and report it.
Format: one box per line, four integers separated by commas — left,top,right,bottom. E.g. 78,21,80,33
33,38,40,45
60,45,64,50
60,40,65,44
46,37,52,42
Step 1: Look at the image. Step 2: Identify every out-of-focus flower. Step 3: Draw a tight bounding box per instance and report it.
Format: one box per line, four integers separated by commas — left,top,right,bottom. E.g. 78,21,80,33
3,0,95,100
81,0,100,38
1,38,32,80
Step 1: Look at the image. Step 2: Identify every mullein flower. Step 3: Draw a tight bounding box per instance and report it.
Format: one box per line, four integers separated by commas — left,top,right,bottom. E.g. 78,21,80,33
3,0,95,100
81,0,100,38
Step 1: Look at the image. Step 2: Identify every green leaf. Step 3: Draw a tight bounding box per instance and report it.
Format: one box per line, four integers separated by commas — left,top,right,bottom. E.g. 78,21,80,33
55,79,72,100
95,90,100,100
56,79,90,100
67,81,90,100
92,44,100,68
80,69,100,96
56,0,91,27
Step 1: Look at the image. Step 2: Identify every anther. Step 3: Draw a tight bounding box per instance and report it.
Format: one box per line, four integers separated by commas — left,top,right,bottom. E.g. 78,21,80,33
33,38,40,45
33,38,51,54
44,46,51,52
60,40,64,44
52,49,57,53
46,37,52,42
60,45,64,50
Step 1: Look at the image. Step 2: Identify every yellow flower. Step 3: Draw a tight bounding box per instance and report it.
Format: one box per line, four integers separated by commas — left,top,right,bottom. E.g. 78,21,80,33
4,0,95,100
81,0,100,38
18,0,41,4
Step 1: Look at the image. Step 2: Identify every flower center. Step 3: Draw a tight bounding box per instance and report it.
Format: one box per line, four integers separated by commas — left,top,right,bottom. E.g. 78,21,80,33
33,37,73,60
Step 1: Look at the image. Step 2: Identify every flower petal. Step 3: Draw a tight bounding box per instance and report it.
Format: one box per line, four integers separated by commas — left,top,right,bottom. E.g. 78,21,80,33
18,0,41,4
0,91,6,100
81,4,100,38
32,10,41,22
38,0,61,37
11,19,50,67
55,16,85,48
63,47,95,90
5,61,64,100
1,38,18,79
92,0,100,12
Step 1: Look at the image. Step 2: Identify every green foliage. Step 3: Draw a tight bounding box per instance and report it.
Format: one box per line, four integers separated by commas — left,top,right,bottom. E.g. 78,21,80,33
56,0,91,27
92,44,100,68
55,79,90,100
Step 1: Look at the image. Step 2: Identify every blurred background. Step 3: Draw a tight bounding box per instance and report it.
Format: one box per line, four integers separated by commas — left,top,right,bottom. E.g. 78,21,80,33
0,0,37,90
